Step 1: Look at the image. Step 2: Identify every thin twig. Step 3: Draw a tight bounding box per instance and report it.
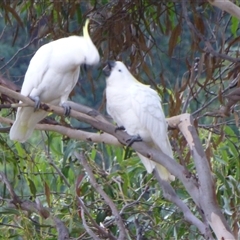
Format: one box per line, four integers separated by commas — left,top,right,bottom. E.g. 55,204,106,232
181,0,240,63
192,87,230,117
46,154,71,188
103,186,149,228
0,172,69,239
77,197,117,240
0,36,39,71
0,172,19,202
52,217,70,240
80,206,101,240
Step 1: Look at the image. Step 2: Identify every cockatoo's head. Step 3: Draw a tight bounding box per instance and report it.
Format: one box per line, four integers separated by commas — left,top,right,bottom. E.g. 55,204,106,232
82,19,100,67
103,61,133,81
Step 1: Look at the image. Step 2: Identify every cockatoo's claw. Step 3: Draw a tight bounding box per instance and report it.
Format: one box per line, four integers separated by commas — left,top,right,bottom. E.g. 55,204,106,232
115,126,125,132
62,102,71,116
126,134,142,147
29,96,41,111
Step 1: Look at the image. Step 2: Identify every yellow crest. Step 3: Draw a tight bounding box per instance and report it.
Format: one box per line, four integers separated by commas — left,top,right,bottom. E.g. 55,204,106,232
83,18,90,38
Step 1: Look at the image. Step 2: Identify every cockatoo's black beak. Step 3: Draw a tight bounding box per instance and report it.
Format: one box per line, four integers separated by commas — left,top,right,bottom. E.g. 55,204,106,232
83,63,88,72
103,60,116,77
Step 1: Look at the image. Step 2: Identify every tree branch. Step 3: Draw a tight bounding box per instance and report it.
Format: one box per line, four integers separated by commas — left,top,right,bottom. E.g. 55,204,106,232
208,0,240,20
80,205,101,240
167,114,235,239
75,152,128,240
46,154,71,188
182,0,240,63
77,197,116,240
153,170,213,239
52,217,70,240
0,115,121,146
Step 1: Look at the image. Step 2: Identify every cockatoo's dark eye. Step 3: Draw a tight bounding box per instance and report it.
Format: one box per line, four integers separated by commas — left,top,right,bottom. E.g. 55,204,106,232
118,69,122,72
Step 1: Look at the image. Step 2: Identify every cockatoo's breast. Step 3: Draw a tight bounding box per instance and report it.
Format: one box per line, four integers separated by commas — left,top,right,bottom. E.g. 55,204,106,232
106,83,152,142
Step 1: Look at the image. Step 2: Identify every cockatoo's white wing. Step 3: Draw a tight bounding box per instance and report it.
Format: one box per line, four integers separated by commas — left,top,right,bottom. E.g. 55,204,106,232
131,84,173,157
130,83,175,181
9,44,52,142
21,44,52,97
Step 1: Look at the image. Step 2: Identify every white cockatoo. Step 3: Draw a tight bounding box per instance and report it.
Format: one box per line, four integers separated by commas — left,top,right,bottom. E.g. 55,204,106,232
10,19,100,142
103,61,175,182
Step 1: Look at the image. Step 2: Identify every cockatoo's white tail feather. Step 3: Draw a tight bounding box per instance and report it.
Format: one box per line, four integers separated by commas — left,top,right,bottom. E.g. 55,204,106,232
138,153,175,182
83,19,90,39
10,119,29,143
156,161,175,182
10,108,47,142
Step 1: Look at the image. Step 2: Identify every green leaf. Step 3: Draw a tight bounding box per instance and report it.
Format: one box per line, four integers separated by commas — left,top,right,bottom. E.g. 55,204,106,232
28,178,37,198
231,16,239,37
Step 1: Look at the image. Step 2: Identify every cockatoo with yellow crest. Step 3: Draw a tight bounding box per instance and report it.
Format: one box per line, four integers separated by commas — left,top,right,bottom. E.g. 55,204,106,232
10,19,100,142
103,61,175,182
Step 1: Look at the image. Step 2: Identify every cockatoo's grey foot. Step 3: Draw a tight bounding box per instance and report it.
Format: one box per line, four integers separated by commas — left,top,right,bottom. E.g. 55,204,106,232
29,96,41,111
62,102,71,116
115,126,125,132
126,134,142,147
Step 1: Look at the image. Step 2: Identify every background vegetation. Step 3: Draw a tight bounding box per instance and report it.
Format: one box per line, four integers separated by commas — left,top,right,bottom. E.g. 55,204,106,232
0,0,239,239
